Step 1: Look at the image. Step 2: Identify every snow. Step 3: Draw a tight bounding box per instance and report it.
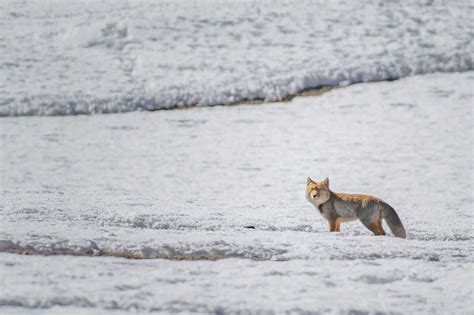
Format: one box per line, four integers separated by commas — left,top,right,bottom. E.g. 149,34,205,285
1,72,473,313
0,0,473,116
1,0,473,312
0,255,471,314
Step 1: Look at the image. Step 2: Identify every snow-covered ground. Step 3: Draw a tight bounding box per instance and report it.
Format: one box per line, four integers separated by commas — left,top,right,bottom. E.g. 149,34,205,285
1,0,473,313
1,72,473,314
0,0,472,116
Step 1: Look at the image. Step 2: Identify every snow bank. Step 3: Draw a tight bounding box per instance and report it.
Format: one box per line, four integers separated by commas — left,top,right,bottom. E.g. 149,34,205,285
0,0,472,116
0,232,468,262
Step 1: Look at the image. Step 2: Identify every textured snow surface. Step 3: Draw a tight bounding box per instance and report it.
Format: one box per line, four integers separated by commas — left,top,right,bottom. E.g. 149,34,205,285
1,72,473,313
0,254,471,314
0,0,473,116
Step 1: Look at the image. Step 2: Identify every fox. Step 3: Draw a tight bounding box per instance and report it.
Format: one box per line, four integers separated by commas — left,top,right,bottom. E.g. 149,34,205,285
306,177,406,238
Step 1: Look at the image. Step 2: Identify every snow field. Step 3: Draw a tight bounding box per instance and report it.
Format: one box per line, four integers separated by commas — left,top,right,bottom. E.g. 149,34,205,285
1,72,473,313
0,0,472,116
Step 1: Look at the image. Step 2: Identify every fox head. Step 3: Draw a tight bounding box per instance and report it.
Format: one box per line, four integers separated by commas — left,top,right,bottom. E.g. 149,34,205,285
306,177,331,206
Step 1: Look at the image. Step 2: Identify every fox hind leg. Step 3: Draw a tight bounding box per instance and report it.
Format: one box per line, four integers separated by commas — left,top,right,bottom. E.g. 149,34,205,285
373,222,386,236
359,210,385,236
362,221,385,236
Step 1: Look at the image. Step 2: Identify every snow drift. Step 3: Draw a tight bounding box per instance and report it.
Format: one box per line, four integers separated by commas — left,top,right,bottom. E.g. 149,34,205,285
0,0,472,116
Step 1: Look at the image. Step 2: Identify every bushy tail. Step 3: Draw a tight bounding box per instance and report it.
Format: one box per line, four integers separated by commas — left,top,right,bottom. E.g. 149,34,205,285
381,203,406,238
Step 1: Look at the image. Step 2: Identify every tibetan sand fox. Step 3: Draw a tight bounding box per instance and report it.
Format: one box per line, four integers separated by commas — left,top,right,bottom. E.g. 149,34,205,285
306,177,406,238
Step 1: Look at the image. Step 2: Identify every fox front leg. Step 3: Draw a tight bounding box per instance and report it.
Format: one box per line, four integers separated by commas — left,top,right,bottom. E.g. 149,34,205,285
328,218,340,232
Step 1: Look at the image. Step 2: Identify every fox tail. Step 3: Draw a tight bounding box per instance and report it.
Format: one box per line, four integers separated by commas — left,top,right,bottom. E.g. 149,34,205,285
381,203,406,238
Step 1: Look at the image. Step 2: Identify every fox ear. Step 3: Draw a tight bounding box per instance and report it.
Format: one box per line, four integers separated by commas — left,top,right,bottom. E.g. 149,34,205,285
307,177,313,184
322,177,329,186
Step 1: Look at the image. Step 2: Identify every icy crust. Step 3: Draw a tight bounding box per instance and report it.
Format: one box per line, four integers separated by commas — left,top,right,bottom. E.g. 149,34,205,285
0,0,473,116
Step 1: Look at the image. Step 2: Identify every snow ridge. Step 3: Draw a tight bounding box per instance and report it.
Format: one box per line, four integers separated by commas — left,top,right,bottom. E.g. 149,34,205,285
1,0,472,116
1,231,471,262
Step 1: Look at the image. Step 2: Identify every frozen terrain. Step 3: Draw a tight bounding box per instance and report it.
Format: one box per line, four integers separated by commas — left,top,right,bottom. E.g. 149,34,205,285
1,72,473,314
1,0,473,313
0,0,473,116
